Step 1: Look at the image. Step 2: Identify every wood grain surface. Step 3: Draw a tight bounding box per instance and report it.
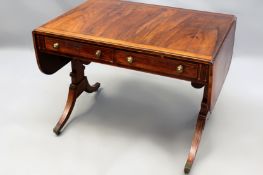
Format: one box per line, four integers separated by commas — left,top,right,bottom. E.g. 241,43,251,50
32,1,237,173
35,0,235,62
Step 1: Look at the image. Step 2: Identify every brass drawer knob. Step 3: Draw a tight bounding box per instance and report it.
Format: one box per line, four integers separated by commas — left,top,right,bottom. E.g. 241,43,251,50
53,43,59,49
95,50,102,58
176,65,184,73
127,56,133,64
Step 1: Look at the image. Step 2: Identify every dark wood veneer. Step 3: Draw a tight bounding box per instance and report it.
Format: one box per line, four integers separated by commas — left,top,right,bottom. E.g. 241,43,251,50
44,36,114,63
32,0,236,173
115,50,200,80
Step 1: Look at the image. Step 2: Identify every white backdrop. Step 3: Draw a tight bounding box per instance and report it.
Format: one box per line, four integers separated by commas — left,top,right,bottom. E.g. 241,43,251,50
0,1,263,175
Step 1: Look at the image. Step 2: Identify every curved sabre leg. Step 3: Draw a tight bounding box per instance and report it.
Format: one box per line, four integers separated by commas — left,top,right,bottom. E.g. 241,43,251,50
53,86,77,135
184,113,207,173
53,60,100,135
184,86,210,174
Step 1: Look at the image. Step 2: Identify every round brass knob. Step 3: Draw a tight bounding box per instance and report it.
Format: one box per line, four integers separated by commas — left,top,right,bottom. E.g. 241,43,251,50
95,50,102,58
127,56,133,64
176,65,184,73
53,43,59,49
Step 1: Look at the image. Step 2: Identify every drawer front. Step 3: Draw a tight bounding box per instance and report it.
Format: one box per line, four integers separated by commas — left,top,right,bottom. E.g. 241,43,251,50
44,37,113,63
115,50,199,80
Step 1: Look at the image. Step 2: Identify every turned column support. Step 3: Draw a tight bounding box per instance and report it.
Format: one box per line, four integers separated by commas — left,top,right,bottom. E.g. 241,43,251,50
53,60,100,135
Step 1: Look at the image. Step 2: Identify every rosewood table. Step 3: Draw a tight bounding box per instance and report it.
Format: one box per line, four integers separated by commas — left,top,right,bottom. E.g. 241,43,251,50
32,0,236,173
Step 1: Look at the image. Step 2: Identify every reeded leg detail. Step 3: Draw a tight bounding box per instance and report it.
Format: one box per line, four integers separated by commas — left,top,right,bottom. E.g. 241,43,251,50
53,60,100,135
184,86,209,174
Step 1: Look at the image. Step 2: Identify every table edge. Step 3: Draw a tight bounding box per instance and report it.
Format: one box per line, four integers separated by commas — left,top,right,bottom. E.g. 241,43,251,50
34,27,215,64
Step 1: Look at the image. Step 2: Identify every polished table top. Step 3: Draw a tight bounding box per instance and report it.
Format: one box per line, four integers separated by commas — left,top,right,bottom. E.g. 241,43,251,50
35,0,235,62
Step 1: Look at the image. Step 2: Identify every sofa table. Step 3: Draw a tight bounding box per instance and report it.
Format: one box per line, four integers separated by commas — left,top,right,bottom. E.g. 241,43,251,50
32,0,236,173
